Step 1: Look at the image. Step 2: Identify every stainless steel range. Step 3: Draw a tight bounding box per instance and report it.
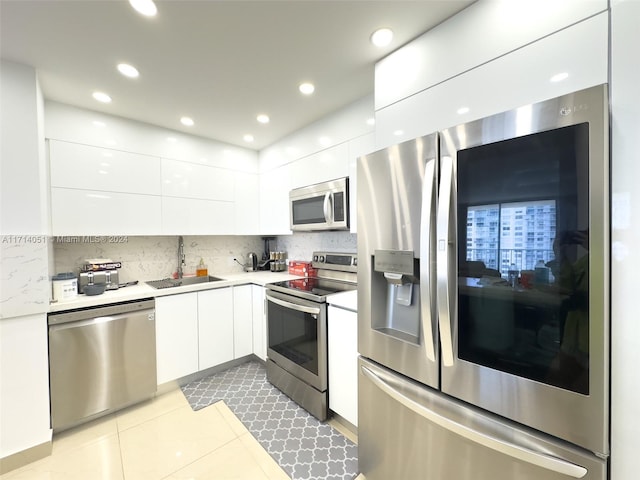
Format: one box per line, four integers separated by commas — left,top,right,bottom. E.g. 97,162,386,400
265,251,357,421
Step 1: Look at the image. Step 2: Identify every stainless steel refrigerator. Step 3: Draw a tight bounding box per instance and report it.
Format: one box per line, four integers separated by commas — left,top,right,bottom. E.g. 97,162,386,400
357,84,609,479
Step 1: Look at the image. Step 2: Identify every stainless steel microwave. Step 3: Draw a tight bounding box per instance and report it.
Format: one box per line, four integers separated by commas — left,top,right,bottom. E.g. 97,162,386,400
290,177,349,231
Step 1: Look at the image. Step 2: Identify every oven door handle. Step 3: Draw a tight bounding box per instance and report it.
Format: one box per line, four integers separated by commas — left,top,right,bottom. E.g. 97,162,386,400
266,293,321,316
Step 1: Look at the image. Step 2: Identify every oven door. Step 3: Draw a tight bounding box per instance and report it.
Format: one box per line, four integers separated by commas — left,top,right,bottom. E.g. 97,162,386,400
266,290,327,392
437,84,609,456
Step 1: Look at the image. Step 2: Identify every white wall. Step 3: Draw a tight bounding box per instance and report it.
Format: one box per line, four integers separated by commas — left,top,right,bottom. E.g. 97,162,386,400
0,60,52,464
0,314,51,458
0,61,48,235
610,0,640,477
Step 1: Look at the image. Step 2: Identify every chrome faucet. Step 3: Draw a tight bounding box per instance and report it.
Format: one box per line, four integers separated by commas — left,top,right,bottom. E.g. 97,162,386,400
177,236,185,278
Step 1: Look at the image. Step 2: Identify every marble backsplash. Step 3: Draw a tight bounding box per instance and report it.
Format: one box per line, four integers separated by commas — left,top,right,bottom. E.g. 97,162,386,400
52,232,356,283
274,232,357,262
1,237,51,318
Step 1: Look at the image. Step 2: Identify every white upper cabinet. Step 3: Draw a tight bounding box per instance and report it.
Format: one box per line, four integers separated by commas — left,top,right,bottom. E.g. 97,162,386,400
50,140,161,195
289,143,350,190
375,0,608,110
234,171,260,235
51,188,161,235
161,158,235,201
161,196,234,235
259,163,291,235
375,12,609,149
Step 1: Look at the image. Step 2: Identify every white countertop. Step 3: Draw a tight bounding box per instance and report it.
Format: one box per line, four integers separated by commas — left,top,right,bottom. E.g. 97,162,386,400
327,289,358,311
49,271,300,312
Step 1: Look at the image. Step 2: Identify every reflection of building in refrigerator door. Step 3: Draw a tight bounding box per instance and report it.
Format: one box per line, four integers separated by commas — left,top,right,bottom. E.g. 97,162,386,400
466,200,556,277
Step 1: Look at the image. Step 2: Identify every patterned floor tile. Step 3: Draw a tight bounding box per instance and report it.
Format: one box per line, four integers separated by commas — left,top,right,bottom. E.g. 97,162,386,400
181,361,358,480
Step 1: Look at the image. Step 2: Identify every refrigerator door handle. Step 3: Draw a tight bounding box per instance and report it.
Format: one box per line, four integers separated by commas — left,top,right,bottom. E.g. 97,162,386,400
361,365,588,478
420,158,437,362
436,154,455,366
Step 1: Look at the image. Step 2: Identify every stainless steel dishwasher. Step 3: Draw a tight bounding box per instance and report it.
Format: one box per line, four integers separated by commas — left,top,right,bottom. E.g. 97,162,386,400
48,299,157,431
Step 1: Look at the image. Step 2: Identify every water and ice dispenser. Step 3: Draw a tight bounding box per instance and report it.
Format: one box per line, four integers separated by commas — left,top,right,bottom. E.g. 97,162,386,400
370,250,421,345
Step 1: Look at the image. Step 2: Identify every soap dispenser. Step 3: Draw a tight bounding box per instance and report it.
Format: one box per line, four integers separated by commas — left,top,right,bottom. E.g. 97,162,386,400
196,258,208,277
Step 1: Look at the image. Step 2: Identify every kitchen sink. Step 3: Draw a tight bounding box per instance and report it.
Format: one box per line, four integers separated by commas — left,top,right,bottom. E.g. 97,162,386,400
146,275,224,289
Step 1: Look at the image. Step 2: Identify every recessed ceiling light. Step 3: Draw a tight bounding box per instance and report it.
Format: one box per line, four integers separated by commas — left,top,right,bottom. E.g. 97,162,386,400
257,114,270,124
550,72,569,82
180,117,194,126
129,0,157,17
371,28,393,47
117,63,139,78
457,107,470,115
366,117,375,126
393,130,404,136
92,91,112,103
92,120,106,128
243,134,255,143
166,137,177,143
299,83,315,95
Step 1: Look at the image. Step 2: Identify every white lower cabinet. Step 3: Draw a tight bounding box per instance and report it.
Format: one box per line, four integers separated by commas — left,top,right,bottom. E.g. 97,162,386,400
156,285,266,385
251,285,267,361
198,288,234,370
155,293,199,385
328,305,358,426
233,285,253,358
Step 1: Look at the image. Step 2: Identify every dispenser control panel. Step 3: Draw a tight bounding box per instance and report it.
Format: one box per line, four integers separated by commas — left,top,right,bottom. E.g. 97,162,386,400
374,250,414,275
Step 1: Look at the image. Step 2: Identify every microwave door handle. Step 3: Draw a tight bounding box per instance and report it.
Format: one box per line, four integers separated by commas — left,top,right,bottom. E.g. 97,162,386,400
420,158,437,362
323,192,333,224
436,154,455,366
361,365,588,478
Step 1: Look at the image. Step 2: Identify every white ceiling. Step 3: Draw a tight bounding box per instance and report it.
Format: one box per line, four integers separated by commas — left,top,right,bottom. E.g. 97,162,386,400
0,0,473,150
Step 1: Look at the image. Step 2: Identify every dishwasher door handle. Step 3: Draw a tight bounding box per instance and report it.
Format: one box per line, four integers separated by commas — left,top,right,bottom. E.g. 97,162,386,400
48,310,154,332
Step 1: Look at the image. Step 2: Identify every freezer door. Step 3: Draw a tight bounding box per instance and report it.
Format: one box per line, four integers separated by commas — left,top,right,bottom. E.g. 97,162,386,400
357,134,439,388
358,357,606,480
437,84,609,455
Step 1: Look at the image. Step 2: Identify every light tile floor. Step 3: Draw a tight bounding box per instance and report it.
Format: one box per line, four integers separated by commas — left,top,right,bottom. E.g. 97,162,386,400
1,389,296,479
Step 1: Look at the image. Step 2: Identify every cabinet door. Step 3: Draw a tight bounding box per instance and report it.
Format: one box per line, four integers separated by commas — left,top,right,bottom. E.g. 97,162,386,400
233,285,253,358
259,164,291,235
289,143,349,189
198,288,234,370
49,140,161,195
51,187,161,235
328,305,358,426
155,293,199,385
161,158,235,201
251,285,267,361
161,196,234,235
235,171,261,235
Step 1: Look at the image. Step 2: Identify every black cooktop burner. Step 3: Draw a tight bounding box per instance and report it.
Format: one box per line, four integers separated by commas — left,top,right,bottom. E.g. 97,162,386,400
267,277,356,302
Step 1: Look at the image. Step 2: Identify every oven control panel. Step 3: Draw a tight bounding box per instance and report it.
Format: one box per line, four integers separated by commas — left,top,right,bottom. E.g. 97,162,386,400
312,251,357,273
